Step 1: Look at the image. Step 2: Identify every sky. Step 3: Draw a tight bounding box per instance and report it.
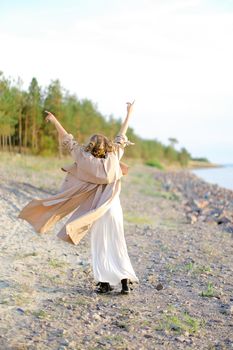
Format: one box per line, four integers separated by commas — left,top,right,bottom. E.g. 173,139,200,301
0,0,233,164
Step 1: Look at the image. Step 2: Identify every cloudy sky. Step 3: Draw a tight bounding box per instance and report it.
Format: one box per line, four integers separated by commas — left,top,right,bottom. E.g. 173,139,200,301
1,0,233,163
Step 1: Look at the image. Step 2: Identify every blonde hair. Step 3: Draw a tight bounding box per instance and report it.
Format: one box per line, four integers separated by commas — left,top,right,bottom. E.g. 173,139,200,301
84,134,115,158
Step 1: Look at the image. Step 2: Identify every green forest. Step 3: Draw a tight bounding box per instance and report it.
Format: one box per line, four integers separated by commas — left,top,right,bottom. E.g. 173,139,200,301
0,71,192,167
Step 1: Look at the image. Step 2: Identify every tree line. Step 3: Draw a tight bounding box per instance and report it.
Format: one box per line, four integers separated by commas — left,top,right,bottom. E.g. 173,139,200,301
0,71,192,166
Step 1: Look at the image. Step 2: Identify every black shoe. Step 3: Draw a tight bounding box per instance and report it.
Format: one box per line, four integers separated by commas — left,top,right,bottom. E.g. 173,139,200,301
121,278,130,294
95,282,112,294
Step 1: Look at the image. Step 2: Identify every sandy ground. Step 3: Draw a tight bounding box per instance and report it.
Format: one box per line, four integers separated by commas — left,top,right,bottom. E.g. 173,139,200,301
0,153,233,350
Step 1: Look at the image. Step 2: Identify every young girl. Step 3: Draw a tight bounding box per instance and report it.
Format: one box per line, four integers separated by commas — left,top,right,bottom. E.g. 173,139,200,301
19,101,139,294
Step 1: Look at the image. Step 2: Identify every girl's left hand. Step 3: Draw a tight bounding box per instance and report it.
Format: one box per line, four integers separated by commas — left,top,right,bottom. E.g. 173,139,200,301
45,111,57,124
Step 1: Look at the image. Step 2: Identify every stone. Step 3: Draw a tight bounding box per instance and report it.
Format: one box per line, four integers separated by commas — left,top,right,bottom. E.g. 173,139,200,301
147,274,156,284
220,304,233,315
217,216,231,225
187,214,198,224
93,313,102,321
175,335,186,342
60,338,69,346
144,334,153,338
155,283,164,291
16,308,25,314
194,199,209,209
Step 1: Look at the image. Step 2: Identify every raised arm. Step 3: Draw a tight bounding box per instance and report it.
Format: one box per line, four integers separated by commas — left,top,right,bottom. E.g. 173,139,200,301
118,100,135,136
45,111,68,138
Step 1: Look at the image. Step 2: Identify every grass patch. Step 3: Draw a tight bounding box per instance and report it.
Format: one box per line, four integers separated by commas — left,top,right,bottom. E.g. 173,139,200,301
156,305,205,335
103,335,125,344
124,213,153,225
160,244,169,252
184,263,211,275
74,299,89,306
12,292,31,306
45,274,64,283
140,188,180,201
0,152,66,172
0,152,65,190
139,319,152,327
48,258,68,268
14,252,38,260
131,171,157,186
11,282,35,306
200,282,216,298
165,263,179,273
33,310,48,319
160,218,179,228
145,159,164,170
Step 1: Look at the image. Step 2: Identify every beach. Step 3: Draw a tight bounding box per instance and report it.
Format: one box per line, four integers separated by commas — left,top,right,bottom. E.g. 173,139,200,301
0,153,233,350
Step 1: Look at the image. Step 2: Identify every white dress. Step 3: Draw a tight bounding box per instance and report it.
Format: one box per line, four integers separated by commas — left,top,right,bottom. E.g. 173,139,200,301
90,154,139,287
90,195,139,286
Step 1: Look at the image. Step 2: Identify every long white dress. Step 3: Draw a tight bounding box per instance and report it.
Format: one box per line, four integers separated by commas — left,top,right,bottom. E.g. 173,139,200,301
90,195,139,286
90,155,139,286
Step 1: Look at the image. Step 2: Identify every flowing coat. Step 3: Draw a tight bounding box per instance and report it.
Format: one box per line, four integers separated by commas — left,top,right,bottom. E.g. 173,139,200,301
18,134,130,245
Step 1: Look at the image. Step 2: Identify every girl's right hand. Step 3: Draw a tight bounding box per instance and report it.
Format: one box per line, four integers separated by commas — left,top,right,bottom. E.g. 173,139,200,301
126,100,135,114
45,111,57,124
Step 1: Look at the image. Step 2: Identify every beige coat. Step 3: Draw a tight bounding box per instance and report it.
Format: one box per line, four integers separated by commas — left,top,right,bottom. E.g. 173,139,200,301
18,133,129,245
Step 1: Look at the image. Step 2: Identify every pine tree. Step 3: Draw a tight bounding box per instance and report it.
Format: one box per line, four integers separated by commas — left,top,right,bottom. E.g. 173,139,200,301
28,78,42,152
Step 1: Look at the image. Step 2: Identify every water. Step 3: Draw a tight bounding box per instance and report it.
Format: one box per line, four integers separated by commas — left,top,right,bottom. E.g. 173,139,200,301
192,164,233,191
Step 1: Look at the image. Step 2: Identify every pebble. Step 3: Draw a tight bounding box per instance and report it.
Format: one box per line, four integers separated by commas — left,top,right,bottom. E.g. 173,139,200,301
93,313,102,321
16,308,25,314
147,274,156,284
220,304,233,315
175,335,186,342
155,283,164,291
60,338,69,346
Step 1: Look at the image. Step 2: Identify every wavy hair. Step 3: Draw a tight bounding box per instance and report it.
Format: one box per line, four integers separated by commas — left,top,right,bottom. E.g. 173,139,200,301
84,134,116,158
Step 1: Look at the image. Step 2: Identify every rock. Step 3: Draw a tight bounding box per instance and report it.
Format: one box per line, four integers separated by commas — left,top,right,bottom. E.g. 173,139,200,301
220,304,233,315
60,338,69,346
144,334,153,338
187,214,198,224
194,199,209,209
209,208,223,217
217,216,231,225
155,283,163,291
170,323,180,331
93,313,102,321
175,335,186,342
147,274,156,284
66,304,75,310
16,308,25,314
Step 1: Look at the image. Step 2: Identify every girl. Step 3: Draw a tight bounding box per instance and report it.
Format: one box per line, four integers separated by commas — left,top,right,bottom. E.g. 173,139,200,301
19,101,139,294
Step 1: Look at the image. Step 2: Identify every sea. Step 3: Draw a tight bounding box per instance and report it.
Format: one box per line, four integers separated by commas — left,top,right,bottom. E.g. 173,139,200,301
192,164,233,191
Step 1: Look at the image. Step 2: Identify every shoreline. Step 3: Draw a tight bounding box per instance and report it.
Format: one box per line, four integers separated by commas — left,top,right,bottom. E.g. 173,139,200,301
152,167,233,232
189,165,233,193
184,160,223,170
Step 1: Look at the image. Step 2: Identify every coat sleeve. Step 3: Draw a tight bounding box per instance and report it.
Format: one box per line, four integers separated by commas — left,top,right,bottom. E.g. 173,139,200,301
62,133,80,160
114,134,134,160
